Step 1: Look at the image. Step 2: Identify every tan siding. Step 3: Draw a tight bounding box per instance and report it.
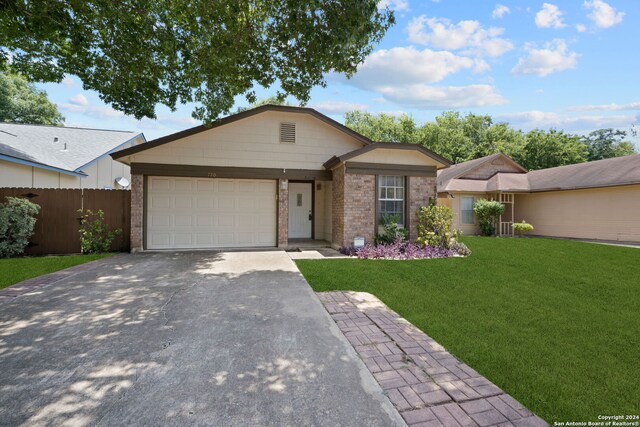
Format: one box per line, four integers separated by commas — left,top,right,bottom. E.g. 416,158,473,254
313,180,333,241
32,168,61,188
347,148,439,167
0,161,33,187
443,192,484,235
130,111,363,169
514,185,640,242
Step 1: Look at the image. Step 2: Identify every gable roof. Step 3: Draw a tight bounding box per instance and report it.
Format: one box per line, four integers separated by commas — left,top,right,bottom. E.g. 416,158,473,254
526,153,640,192
0,123,143,176
111,104,373,160
323,142,452,169
438,153,640,193
437,153,527,189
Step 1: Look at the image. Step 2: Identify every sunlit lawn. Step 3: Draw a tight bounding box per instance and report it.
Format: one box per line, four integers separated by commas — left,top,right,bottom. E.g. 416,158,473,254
0,254,113,289
296,237,640,423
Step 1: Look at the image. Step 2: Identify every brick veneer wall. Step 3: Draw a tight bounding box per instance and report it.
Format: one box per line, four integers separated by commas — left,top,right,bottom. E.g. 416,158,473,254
130,174,144,252
408,176,437,241
331,166,345,246
278,179,288,247
344,173,376,247
332,165,376,248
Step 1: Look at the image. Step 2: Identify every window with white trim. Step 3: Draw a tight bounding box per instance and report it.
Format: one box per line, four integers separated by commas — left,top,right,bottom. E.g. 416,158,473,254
461,196,475,225
378,175,405,225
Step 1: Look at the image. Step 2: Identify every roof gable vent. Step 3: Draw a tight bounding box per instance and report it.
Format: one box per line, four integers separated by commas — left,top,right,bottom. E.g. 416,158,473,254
279,122,296,144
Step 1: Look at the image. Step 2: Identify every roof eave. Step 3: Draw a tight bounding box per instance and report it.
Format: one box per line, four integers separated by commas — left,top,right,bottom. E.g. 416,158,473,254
0,153,87,177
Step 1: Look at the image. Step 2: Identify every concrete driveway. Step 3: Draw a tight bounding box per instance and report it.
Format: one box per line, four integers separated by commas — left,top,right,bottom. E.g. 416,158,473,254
0,251,402,426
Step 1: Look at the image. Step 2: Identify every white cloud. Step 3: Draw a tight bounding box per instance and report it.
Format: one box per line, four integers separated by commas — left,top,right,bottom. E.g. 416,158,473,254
310,101,368,115
498,110,636,130
568,102,640,112
378,84,507,109
378,0,408,11
61,76,75,87
407,16,514,57
584,0,624,28
535,3,566,29
512,39,579,77
68,93,89,106
576,23,587,32
492,4,511,19
349,46,480,89
58,103,125,119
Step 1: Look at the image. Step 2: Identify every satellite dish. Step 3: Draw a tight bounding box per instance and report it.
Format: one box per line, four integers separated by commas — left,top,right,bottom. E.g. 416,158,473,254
115,177,130,188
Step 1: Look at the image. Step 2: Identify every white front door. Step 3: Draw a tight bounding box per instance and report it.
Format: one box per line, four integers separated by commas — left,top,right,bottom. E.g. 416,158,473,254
288,182,313,239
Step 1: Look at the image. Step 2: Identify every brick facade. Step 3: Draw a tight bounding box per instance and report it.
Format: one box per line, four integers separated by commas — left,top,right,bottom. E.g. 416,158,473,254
331,166,345,246
332,166,376,248
331,169,436,248
130,174,144,252
408,176,437,241
278,179,288,247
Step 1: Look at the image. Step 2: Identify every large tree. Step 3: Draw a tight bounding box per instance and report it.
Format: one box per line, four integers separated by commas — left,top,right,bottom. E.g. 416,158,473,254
0,70,64,125
517,129,587,170
344,110,525,163
582,128,636,161
344,111,420,143
0,1,393,122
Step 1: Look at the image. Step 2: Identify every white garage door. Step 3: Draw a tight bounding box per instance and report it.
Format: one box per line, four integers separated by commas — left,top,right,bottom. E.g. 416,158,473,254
147,177,277,249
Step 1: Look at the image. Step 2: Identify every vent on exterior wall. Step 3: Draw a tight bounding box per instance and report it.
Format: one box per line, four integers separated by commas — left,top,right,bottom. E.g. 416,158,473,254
279,122,296,143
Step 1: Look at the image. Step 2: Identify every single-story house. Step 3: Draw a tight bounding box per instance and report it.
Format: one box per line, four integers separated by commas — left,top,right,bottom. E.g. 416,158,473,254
110,105,451,251
438,152,640,243
0,122,145,189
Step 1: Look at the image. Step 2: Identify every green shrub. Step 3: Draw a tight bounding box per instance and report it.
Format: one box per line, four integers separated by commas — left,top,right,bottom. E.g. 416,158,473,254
473,199,505,236
416,204,459,248
374,214,408,245
78,209,122,254
513,220,534,236
0,197,41,257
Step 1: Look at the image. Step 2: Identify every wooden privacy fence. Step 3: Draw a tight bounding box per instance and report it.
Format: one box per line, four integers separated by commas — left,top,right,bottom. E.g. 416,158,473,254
0,188,130,255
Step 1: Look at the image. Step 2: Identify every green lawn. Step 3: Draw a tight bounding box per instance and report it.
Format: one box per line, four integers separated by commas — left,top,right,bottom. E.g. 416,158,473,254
0,254,113,290
296,237,640,423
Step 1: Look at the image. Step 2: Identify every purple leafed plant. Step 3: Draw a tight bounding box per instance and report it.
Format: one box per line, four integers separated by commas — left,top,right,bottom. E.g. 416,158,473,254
341,240,457,260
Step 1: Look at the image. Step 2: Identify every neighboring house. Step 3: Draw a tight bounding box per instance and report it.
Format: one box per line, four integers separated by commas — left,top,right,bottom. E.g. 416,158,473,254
0,123,146,189
438,153,640,243
111,105,451,251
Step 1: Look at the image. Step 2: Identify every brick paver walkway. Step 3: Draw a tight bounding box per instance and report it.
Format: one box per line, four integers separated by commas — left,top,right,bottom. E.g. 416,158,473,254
317,291,549,427
0,255,122,304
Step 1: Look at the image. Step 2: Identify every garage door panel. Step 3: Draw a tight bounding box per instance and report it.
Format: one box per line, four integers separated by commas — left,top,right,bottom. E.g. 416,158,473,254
217,215,235,227
196,180,214,192
174,215,192,226
151,178,171,191
147,177,276,249
174,196,193,209
174,179,193,191
218,180,235,192
151,196,171,209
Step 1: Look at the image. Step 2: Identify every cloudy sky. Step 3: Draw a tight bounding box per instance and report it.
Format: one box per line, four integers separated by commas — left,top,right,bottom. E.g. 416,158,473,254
39,0,639,144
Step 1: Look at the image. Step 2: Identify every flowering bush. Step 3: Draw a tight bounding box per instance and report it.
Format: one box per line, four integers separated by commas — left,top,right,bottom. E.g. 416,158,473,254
449,240,471,257
341,240,455,260
416,204,460,248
